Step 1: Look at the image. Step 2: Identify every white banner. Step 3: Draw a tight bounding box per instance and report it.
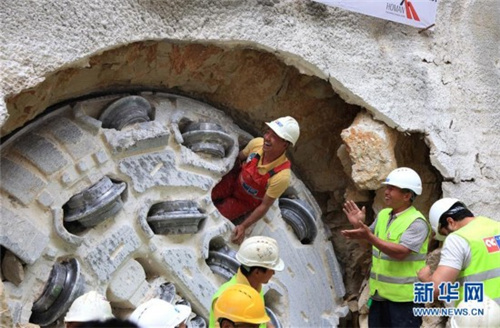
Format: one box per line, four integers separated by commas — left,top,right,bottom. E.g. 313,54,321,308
314,0,438,29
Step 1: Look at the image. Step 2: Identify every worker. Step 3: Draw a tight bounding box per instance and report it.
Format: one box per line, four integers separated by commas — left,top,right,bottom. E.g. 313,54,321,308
417,198,500,308
213,284,270,328
64,291,114,328
128,298,191,328
209,236,284,328
341,167,429,328
211,116,300,244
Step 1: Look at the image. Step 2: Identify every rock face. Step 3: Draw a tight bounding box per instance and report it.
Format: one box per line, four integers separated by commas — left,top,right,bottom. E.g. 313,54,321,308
341,112,398,191
0,0,498,325
1,1,498,215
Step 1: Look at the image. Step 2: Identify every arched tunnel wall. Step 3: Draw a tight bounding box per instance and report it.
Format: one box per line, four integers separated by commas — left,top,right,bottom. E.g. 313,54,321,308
0,39,443,296
1,0,499,325
1,0,498,217
3,41,363,194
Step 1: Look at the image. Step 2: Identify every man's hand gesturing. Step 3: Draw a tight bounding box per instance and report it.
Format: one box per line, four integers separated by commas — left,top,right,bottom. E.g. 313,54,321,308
343,200,366,228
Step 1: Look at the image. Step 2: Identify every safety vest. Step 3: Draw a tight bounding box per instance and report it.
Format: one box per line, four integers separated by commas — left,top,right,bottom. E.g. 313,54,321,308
369,207,429,302
453,216,500,306
235,152,290,204
208,272,265,328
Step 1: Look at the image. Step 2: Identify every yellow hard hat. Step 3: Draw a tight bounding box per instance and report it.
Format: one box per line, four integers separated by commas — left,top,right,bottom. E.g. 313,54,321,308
214,284,270,325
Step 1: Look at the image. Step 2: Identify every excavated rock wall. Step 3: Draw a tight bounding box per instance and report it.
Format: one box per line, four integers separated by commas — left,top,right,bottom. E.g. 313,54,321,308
2,0,498,214
1,0,499,322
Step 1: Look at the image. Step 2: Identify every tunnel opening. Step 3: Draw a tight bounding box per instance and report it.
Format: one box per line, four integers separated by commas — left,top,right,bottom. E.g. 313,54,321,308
1,40,443,327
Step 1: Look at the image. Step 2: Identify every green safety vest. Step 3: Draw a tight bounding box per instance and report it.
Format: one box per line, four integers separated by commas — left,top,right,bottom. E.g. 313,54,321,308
369,206,429,302
209,274,266,328
453,216,500,306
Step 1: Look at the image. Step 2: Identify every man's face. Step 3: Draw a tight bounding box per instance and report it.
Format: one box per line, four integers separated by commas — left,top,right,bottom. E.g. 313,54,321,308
220,320,260,328
176,321,188,328
257,268,275,284
438,217,457,237
438,224,452,238
384,185,409,209
263,129,288,154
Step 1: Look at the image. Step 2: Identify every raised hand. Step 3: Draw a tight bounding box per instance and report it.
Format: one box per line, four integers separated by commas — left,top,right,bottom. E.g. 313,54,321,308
341,221,371,240
343,200,366,228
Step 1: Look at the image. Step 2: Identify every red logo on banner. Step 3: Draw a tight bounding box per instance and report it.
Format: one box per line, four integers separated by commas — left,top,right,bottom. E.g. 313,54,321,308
402,0,420,21
483,236,500,253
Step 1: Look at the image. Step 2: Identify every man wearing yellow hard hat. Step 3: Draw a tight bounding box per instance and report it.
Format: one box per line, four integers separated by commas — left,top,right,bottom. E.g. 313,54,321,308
213,284,270,328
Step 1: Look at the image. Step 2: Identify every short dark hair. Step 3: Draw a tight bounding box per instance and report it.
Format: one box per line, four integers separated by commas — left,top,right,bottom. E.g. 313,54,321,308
401,188,417,202
439,202,474,228
218,317,259,328
240,265,268,277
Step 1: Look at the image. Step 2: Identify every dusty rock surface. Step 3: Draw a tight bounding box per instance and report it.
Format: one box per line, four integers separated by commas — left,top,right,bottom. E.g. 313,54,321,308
0,0,498,325
1,0,498,218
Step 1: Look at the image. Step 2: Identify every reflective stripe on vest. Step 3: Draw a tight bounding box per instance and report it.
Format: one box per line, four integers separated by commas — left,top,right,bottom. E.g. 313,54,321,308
369,207,429,302
456,267,500,285
372,249,427,262
369,271,420,284
452,217,500,306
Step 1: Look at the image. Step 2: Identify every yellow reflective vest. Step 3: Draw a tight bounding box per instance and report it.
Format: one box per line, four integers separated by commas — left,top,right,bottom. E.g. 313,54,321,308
209,269,265,328
453,216,500,306
369,207,429,302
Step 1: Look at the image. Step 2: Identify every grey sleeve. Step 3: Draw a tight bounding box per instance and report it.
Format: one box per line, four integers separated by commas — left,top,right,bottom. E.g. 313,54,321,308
369,217,378,233
399,218,429,253
439,234,471,270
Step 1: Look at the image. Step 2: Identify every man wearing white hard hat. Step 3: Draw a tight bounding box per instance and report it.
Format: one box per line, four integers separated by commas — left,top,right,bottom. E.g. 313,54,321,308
341,167,430,327
64,291,114,328
211,116,300,244
129,298,191,328
417,198,500,317
208,236,284,328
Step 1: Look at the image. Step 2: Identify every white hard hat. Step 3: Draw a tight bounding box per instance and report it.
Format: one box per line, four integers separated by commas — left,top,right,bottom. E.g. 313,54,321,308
265,116,300,146
64,291,114,322
236,236,285,271
429,198,460,241
129,298,191,328
382,167,422,195
450,296,500,328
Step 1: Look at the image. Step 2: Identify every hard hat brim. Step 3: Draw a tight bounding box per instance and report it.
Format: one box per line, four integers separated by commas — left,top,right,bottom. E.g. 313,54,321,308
381,181,422,195
236,255,285,272
270,258,285,271
259,258,285,271
265,122,288,144
434,231,446,241
172,304,192,325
